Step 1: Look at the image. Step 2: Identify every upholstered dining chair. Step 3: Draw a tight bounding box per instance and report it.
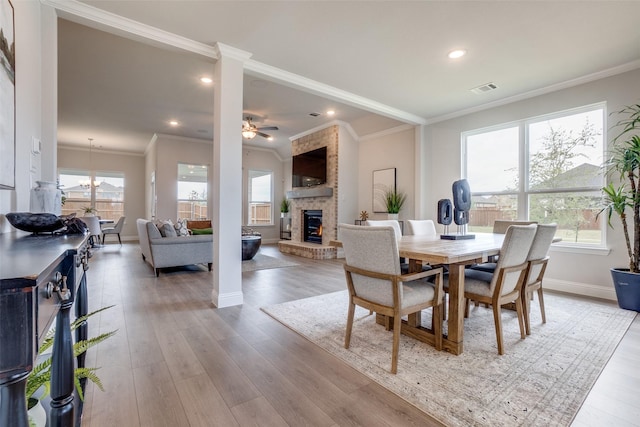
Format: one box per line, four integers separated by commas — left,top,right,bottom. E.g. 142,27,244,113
446,224,536,355
470,219,538,273
80,216,102,246
364,219,402,239
406,219,437,236
521,223,557,335
102,216,125,245
339,224,444,374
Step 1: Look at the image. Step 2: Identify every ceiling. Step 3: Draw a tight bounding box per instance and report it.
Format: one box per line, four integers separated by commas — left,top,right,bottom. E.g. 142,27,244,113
56,1,640,158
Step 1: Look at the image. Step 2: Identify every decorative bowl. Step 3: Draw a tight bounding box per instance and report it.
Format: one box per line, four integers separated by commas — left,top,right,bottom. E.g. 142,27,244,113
6,212,65,233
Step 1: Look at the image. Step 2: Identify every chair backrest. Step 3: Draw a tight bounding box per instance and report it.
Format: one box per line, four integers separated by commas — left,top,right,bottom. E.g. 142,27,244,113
406,219,437,236
526,223,557,284
364,220,402,240
493,220,537,234
339,223,401,306
113,216,126,232
80,216,102,237
491,224,537,294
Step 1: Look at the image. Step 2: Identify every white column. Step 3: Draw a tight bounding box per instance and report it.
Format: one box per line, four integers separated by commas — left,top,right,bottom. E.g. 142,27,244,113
211,43,251,307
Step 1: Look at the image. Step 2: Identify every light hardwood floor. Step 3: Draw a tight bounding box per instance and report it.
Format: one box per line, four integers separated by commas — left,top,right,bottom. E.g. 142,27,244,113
80,243,639,427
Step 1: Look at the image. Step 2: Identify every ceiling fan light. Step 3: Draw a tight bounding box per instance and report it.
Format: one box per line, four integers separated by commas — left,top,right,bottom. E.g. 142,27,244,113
242,129,257,139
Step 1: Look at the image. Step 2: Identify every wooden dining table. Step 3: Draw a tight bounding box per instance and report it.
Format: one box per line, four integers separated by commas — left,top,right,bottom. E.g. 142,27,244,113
332,232,505,355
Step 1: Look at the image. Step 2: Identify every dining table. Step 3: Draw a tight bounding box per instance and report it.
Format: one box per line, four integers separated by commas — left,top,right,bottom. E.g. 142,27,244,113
332,232,505,355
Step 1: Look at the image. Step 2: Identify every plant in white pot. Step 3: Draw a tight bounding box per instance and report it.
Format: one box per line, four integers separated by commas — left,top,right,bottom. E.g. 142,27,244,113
600,103,640,311
280,197,290,218
384,189,406,220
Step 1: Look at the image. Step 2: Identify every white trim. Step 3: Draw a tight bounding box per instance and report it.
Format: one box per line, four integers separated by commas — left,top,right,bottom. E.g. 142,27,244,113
214,43,252,62
289,120,356,141
245,60,427,126
428,60,640,125
359,124,415,142
544,278,616,302
42,0,218,59
211,290,244,308
549,244,611,256
244,145,285,162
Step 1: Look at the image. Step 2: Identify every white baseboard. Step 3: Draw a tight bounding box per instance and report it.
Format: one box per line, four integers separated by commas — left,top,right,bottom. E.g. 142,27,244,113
544,278,617,302
212,290,243,308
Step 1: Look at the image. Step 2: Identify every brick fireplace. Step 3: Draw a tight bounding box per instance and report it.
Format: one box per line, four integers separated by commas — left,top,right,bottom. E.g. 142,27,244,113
278,125,339,259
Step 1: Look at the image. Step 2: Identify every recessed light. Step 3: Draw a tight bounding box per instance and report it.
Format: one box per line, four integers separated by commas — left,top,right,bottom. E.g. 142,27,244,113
169,120,179,126
448,49,467,59
326,110,335,116
200,77,213,84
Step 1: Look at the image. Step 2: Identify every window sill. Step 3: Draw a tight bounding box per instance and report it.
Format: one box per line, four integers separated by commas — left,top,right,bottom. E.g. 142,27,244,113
549,244,610,256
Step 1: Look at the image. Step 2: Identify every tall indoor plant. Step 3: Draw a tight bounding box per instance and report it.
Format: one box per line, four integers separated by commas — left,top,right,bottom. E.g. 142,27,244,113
600,103,640,311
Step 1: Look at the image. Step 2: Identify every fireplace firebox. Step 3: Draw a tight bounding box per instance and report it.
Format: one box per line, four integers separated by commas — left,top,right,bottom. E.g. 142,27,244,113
303,210,323,244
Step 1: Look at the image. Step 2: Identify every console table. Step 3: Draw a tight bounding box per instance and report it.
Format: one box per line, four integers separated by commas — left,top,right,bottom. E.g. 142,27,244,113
0,231,90,427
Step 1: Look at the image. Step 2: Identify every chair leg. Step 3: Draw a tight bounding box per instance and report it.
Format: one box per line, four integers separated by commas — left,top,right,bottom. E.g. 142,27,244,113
515,295,526,339
537,287,546,324
464,298,470,318
522,290,532,336
492,304,504,355
345,302,355,349
117,234,122,245
391,314,402,374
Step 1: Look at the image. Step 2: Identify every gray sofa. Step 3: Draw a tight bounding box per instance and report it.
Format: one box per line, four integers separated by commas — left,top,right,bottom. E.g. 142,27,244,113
136,219,213,276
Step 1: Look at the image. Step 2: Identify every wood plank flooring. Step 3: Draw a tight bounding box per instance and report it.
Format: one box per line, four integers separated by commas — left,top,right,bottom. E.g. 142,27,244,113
80,243,639,427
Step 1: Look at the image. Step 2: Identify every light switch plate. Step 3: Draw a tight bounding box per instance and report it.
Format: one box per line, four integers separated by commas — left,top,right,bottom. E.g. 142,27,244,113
32,137,41,154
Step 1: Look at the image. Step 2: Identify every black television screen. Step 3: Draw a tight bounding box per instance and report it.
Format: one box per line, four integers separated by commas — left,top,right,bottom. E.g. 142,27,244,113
292,146,327,187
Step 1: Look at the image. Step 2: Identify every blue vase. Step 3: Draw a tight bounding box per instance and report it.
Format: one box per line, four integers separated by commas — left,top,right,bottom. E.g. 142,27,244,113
610,268,640,312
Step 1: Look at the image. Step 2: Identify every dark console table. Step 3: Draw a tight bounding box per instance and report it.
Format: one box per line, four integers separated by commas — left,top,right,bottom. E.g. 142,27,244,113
0,231,90,427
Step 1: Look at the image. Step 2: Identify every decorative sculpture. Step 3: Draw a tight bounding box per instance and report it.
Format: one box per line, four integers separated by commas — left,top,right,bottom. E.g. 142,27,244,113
437,199,452,235
441,179,475,240
359,210,369,221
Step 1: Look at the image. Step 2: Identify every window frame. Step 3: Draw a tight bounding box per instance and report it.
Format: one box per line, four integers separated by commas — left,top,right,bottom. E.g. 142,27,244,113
177,162,209,220
462,102,606,249
247,169,274,227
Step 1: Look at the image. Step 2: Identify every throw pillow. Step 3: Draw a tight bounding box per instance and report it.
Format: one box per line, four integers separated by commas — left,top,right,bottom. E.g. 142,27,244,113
161,222,177,237
174,218,189,236
191,227,213,235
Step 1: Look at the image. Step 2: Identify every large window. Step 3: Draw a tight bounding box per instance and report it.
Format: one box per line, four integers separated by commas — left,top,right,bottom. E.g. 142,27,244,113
248,170,273,225
178,163,208,220
58,169,125,220
463,104,605,246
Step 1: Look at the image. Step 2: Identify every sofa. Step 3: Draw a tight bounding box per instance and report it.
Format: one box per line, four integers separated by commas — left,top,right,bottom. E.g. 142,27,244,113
136,219,213,277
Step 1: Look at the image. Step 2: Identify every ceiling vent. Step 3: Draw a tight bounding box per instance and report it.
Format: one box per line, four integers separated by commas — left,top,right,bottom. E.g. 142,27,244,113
470,82,498,94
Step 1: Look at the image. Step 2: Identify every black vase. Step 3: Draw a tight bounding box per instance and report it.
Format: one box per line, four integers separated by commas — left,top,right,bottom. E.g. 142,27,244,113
610,268,640,312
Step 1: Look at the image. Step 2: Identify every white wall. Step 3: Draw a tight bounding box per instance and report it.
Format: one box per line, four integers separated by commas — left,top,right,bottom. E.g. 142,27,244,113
337,126,358,225
426,68,640,300
0,2,57,233
358,127,416,223
57,146,145,239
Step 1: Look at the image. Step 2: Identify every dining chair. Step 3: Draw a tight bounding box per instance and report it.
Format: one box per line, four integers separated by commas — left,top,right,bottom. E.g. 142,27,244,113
470,219,538,273
339,223,444,374
80,216,103,246
406,219,437,236
102,216,126,245
446,224,536,355
364,220,402,239
521,223,557,335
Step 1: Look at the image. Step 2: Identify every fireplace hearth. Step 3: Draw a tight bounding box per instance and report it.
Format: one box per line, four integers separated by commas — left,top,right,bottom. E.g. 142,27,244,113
303,210,323,244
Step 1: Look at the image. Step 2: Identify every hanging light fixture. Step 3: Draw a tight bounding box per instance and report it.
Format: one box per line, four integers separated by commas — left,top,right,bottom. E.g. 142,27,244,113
241,118,257,139
80,138,100,189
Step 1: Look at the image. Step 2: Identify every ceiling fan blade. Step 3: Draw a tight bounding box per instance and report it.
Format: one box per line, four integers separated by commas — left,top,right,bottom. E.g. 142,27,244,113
258,126,278,131
256,131,272,139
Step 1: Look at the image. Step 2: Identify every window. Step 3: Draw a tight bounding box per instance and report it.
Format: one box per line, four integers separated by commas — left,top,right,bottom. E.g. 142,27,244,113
177,163,208,220
248,170,273,225
58,169,125,220
463,104,605,245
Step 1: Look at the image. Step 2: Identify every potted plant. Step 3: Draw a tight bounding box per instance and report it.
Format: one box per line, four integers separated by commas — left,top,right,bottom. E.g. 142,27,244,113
26,306,117,425
600,103,640,311
384,189,406,220
280,197,291,218
82,206,97,216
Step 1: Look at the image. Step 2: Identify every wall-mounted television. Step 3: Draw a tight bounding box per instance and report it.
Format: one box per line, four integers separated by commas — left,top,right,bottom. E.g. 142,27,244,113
292,146,327,188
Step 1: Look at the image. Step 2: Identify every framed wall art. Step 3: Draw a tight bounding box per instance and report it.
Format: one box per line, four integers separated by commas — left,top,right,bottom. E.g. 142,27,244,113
372,167,396,213
0,0,15,189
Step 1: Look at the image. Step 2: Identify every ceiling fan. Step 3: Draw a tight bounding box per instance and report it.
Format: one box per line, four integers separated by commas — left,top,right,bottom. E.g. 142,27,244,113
242,117,278,140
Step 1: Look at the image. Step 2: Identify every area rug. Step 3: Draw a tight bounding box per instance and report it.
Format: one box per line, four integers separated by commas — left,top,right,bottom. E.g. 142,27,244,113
242,253,299,272
262,290,636,426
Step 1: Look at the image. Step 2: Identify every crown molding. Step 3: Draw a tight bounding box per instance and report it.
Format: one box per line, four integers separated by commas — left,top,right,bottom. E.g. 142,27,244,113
243,145,285,162
245,60,427,126
214,43,252,62
289,120,357,142
426,60,640,125
359,123,415,142
42,0,218,59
